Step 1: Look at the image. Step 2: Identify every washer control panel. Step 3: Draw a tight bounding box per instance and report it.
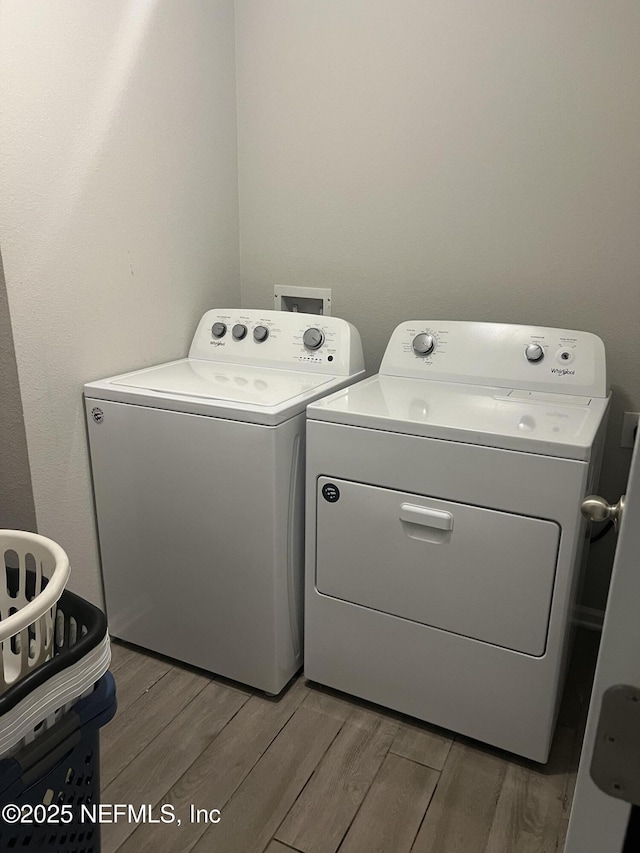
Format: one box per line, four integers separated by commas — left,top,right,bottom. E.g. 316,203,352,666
189,309,364,376
380,321,608,398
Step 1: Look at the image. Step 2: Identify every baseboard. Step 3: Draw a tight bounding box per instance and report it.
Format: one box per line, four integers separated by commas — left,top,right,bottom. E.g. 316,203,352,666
573,604,604,632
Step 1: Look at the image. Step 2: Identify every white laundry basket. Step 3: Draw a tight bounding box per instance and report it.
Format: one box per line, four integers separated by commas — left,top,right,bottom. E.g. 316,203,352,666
0,530,70,693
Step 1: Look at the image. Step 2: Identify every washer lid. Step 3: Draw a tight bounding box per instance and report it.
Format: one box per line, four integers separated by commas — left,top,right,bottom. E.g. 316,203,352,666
112,359,334,406
307,374,610,460
85,358,345,425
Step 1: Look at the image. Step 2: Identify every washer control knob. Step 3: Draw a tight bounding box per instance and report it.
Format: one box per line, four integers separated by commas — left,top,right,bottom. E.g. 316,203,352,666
525,343,545,363
232,323,248,341
303,327,325,350
253,325,269,343
412,333,435,356
211,322,227,339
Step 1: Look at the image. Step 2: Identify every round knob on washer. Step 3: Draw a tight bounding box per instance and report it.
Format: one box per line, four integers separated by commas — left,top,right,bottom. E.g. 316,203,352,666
253,325,269,343
232,323,247,341
211,322,227,339
303,327,325,350
412,333,435,356
525,343,544,363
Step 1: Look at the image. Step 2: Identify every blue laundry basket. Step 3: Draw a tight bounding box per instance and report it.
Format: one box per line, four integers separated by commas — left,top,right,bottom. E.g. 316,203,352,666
0,671,116,852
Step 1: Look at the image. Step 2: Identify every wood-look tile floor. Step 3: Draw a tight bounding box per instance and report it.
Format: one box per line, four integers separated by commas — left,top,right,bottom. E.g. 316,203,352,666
101,629,599,853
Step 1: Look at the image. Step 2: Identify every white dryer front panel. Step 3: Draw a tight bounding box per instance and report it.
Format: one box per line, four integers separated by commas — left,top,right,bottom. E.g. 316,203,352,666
315,477,560,655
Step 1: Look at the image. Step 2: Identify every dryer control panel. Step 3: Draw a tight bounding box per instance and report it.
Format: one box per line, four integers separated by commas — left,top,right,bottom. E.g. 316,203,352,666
189,309,364,376
380,321,608,398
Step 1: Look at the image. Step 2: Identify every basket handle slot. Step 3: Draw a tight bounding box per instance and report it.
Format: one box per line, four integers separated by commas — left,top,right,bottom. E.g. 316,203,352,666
13,710,82,786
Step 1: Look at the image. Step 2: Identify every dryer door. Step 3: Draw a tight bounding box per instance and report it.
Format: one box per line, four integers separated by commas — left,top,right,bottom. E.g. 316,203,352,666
315,477,560,655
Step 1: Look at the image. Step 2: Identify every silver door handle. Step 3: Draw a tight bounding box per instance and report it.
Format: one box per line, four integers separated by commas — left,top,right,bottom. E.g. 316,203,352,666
399,504,454,531
581,494,626,532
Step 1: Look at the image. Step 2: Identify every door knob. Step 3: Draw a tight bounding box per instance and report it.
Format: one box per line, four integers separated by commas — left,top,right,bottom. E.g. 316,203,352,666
581,494,626,532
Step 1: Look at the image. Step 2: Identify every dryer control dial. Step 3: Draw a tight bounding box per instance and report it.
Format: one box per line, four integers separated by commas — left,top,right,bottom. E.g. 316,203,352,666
232,323,248,341
253,325,269,343
412,333,435,356
303,328,325,350
211,322,227,339
525,343,544,363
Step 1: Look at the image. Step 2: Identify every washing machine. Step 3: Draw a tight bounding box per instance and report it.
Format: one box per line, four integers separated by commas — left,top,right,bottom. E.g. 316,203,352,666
304,321,609,761
84,308,364,694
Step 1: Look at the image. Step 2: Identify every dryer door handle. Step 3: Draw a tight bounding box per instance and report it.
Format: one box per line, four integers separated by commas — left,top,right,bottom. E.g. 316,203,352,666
399,503,454,531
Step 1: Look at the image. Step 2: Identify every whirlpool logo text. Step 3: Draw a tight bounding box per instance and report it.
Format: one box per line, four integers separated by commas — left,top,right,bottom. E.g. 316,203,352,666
550,368,576,376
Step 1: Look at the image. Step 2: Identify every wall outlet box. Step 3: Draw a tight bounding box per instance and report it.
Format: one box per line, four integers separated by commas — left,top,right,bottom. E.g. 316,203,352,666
621,412,639,448
274,286,332,315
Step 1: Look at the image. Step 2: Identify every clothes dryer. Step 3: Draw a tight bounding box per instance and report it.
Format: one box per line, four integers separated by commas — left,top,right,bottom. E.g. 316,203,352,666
85,309,364,694
304,321,609,761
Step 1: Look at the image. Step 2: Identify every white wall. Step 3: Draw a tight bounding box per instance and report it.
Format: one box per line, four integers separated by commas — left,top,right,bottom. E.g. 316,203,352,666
0,252,36,532
0,0,240,604
236,0,640,609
